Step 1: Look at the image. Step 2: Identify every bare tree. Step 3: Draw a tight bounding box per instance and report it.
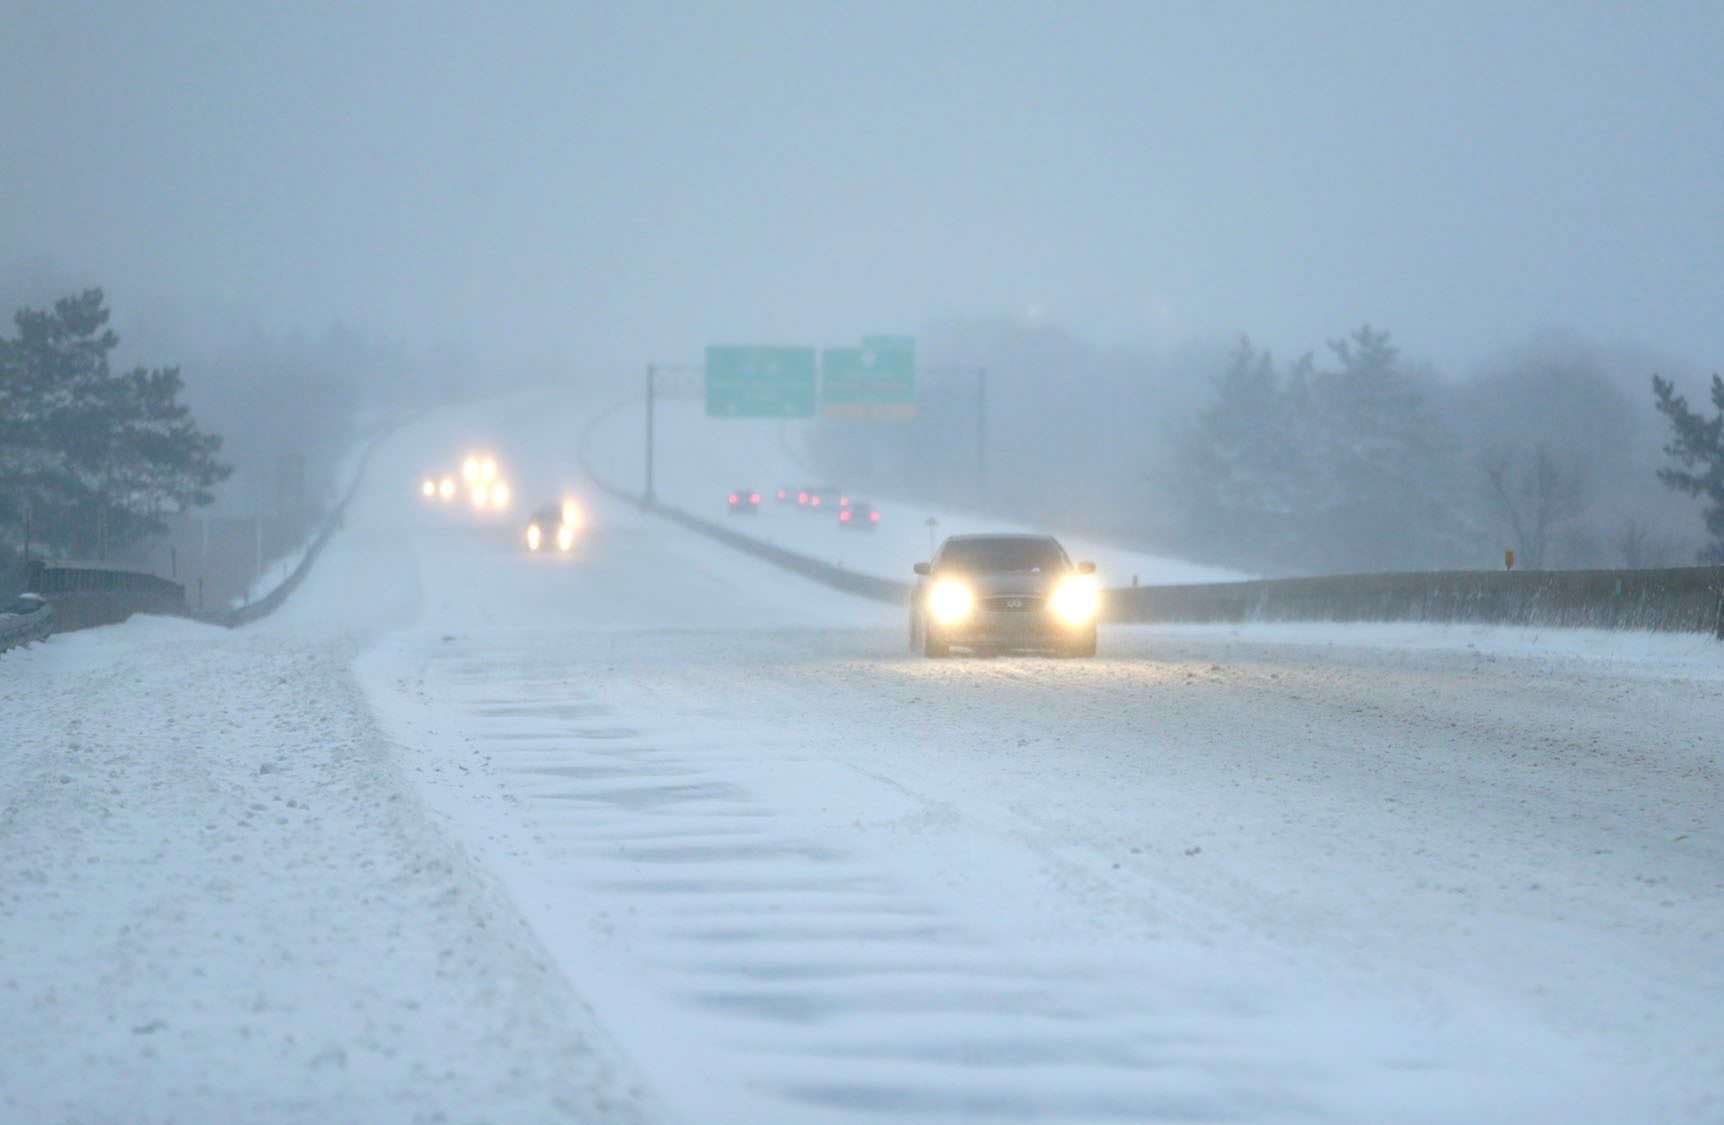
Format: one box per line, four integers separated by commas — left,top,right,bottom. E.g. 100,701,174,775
1482,444,1588,569
1610,514,1681,569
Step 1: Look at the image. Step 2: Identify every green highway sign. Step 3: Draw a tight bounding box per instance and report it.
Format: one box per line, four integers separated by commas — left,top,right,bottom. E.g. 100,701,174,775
705,346,817,418
821,336,916,419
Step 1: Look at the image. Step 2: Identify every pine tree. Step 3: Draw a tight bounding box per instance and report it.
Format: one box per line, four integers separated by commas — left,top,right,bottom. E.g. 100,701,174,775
1651,373,1724,563
1305,326,1468,570
1181,337,1316,567
0,289,230,560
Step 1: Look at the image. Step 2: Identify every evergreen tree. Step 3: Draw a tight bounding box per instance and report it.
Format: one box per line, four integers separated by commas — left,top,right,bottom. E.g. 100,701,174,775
1180,337,1316,567
0,289,230,559
1651,373,1724,563
1304,326,1470,570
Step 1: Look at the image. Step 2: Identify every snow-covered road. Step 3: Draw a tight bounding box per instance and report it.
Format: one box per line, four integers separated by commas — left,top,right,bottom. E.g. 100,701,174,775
5,389,1721,1121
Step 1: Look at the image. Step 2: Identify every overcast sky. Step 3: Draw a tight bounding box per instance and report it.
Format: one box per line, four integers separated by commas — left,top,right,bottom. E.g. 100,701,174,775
4,1,1722,377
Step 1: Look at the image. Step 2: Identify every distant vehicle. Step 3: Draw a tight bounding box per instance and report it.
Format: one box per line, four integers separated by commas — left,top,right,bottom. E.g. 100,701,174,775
774,486,799,505
838,501,880,529
523,501,580,553
421,450,511,512
910,534,1098,658
800,486,843,511
727,489,761,514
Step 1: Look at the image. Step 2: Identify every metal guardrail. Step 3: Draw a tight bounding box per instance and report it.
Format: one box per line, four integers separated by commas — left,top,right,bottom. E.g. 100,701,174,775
4,424,390,645
1105,566,1724,638
580,399,1724,639
578,399,912,606
223,437,381,627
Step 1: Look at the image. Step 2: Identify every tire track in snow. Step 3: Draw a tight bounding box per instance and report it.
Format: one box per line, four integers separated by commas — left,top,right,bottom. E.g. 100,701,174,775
369,633,1525,1124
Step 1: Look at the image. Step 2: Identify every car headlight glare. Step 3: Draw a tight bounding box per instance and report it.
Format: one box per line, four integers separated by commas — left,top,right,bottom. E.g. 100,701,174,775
491,481,511,509
1050,575,1100,624
526,523,542,550
556,524,575,551
928,579,974,624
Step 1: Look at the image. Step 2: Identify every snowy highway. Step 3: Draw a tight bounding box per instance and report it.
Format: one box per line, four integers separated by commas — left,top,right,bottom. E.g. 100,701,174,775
5,391,1723,1122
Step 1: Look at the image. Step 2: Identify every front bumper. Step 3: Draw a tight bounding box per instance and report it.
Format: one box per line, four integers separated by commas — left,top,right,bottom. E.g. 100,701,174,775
930,610,1094,650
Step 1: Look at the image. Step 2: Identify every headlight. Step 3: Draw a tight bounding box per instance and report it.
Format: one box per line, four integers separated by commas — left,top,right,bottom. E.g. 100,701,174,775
471,484,489,507
421,479,436,498
556,523,575,551
462,456,480,482
438,477,455,500
1050,575,1099,624
562,499,584,529
481,457,497,483
927,579,974,624
490,481,511,509
526,523,542,551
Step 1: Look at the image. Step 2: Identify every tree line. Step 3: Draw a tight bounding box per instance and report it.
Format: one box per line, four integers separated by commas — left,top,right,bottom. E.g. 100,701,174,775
1,290,229,562
809,317,1724,574
1181,328,1724,571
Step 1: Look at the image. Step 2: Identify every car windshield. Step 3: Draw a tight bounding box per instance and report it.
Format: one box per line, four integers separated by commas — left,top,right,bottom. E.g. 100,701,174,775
937,539,1068,574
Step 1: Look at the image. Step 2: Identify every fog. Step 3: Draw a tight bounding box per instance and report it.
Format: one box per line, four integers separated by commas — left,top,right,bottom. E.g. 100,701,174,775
6,1,1722,370
5,1,1724,570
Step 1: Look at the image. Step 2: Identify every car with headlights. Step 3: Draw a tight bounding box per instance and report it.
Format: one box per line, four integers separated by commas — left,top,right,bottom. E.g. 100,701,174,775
798,485,843,511
910,534,1098,657
727,488,761,514
421,451,512,512
523,501,580,553
838,501,879,529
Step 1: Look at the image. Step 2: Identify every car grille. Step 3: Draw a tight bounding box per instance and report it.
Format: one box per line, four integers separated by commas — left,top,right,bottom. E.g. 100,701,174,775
982,596,1044,612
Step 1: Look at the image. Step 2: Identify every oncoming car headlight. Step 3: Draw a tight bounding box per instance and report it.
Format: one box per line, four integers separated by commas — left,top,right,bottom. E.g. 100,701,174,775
1050,575,1100,624
556,523,575,551
526,523,542,551
928,579,974,624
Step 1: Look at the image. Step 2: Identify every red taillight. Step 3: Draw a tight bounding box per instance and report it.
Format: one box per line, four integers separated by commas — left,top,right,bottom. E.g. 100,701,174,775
777,489,786,499
870,511,879,521
798,491,808,503
840,497,850,507
811,496,821,506
750,492,760,503
840,511,851,522
728,493,738,504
